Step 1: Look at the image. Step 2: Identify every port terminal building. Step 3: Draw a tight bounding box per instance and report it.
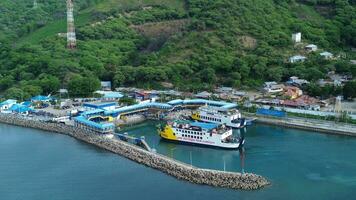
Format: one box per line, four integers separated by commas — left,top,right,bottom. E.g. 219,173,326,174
74,99,237,134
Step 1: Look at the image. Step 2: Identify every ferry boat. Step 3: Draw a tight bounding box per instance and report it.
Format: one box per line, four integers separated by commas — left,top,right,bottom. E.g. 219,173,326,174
158,120,244,149
191,106,246,128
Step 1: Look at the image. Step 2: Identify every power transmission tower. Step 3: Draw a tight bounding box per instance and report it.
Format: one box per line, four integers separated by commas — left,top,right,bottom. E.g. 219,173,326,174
67,0,76,49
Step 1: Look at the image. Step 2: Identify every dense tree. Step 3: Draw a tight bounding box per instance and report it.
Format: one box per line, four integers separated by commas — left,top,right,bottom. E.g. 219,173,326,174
68,74,100,97
0,0,354,95
343,81,356,99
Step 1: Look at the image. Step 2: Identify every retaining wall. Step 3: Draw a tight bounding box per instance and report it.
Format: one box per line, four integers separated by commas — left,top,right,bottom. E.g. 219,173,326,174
0,114,269,190
256,117,356,136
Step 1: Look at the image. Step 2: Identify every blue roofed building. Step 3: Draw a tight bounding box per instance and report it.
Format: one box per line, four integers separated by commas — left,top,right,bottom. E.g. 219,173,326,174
0,99,17,112
10,104,33,115
31,95,54,103
74,116,115,134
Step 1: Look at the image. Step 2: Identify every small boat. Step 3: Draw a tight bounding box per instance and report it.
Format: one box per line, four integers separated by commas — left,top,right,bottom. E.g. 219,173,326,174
158,120,244,149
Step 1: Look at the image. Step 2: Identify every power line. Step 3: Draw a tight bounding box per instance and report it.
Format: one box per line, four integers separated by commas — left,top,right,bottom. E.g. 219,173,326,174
67,0,76,49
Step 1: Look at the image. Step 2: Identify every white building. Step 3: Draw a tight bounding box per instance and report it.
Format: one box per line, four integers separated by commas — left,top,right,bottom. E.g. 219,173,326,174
305,44,318,52
320,51,333,59
100,81,112,91
289,55,307,63
292,32,302,43
287,76,309,86
263,82,284,94
195,91,212,99
94,90,123,101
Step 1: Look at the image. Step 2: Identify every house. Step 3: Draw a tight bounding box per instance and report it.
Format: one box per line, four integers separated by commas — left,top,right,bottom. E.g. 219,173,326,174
100,81,112,91
320,51,333,59
280,95,318,109
350,60,356,65
292,32,301,43
94,90,123,101
283,86,303,100
0,99,17,112
263,82,284,94
305,44,318,52
327,72,350,86
195,91,212,99
133,91,159,103
9,104,33,115
215,87,234,93
287,76,309,86
289,55,306,63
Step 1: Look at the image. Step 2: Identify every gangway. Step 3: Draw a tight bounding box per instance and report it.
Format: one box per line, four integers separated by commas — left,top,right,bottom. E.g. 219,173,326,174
115,133,152,151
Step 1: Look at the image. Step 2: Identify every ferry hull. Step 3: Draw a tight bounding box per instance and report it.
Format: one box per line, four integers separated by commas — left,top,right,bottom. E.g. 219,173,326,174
159,133,240,149
160,137,241,149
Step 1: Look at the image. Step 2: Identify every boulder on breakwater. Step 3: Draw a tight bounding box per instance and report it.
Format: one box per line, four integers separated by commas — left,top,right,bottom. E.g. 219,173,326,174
0,114,269,190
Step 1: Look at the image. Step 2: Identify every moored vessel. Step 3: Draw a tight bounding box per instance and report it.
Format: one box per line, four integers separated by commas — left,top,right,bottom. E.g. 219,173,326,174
191,106,246,128
158,120,244,149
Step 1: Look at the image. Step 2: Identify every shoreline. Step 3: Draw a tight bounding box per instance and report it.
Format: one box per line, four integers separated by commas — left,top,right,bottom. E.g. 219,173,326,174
0,114,269,190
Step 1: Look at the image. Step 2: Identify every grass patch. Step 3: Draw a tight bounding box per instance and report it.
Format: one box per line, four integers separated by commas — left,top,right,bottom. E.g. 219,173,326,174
17,12,92,45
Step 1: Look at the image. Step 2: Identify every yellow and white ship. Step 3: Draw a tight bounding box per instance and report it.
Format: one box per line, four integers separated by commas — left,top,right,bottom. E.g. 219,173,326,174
191,106,246,129
158,120,243,149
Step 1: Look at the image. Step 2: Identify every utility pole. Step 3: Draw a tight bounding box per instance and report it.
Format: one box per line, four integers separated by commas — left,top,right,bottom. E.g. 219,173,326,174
67,0,76,49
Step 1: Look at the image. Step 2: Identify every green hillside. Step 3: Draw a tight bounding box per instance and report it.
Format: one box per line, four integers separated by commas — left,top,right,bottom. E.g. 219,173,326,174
0,0,355,99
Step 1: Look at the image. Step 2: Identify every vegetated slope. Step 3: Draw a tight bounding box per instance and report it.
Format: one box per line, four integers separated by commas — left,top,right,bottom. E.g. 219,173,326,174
0,0,99,42
0,0,355,99
17,0,186,44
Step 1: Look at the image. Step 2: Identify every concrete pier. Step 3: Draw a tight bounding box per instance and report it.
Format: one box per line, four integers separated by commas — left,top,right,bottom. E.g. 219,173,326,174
254,115,356,136
0,114,269,190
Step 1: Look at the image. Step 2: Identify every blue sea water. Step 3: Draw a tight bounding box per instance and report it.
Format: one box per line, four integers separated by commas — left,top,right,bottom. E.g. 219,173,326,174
1,122,356,200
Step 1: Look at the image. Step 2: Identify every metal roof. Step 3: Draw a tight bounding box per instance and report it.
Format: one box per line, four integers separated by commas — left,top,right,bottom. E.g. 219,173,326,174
167,99,237,109
320,51,333,56
0,99,17,106
108,102,173,115
82,109,105,116
95,91,123,98
83,102,116,109
74,116,114,129
9,104,33,113
31,95,53,101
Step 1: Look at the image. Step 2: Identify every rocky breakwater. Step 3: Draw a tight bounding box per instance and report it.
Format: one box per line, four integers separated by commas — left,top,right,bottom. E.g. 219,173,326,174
0,114,269,190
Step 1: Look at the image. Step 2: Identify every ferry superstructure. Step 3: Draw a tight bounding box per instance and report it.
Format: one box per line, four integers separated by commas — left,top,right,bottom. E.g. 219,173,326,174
191,106,246,128
158,120,243,149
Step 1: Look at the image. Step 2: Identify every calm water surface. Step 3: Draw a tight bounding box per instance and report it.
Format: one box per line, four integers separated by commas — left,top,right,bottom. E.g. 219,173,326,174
1,122,356,200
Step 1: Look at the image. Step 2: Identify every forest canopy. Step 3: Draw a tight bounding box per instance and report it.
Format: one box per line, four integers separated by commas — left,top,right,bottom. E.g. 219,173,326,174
0,0,355,98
